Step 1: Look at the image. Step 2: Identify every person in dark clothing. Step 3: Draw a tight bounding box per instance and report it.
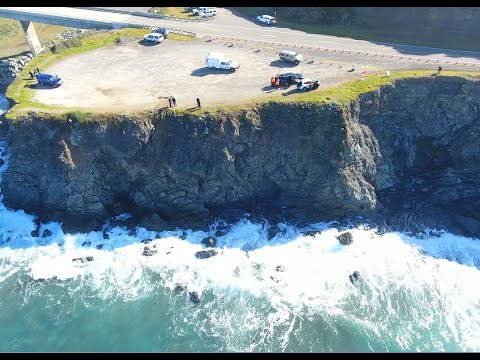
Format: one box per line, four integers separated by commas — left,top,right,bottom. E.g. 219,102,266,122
196,97,201,108
29,71,34,78
438,66,443,74
168,97,172,108
171,96,176,107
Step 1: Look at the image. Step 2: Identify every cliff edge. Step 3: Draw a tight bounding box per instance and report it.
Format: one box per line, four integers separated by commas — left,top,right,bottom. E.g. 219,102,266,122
1,75,480,236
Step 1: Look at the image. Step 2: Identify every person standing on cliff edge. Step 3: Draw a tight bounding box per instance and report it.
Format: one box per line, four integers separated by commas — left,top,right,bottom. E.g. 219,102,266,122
196,97,201,109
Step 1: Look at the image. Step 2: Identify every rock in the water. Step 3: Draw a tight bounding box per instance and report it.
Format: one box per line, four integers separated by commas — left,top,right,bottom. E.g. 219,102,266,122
349,271,361,284
194,249,218,259
189,291,202,303
82,241,91,247
375,225,388,236
337,231,353,246
201,236,216,248
142,247,158,256
72,257,86,263
174,284,187,293
86,256,94,262
102,232,109,240
267,225,279,241
141,239,152,244
302,230,318,237
30,229,40,237
42,229,53,238
275,265,286,272
96,244,103,250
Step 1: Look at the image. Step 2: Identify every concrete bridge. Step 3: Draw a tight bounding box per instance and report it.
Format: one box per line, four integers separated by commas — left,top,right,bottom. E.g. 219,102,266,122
0,7,135,55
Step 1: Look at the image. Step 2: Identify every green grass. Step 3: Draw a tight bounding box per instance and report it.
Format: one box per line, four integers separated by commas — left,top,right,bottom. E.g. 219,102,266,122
173,70,480,116
235,7,480,52
0,19,74,58
167,33,195,41
149,7,196,19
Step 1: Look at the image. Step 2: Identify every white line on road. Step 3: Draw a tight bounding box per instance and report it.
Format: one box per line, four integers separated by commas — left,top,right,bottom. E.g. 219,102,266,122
262,35,277,37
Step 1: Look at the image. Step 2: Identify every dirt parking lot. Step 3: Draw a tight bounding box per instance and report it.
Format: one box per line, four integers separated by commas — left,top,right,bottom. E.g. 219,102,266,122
33,37,372,112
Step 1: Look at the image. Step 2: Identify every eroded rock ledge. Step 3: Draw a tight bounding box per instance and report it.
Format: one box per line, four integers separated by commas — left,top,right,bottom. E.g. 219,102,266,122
1,75,480,236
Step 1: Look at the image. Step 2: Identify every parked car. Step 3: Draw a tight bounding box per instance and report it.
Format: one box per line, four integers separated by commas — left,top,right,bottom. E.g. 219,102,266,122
279,50,303,65
256,15,276,25
297,78,320,91
192,7,208,15
206,52,239,71
143,33,165,44
198,8,217,18
36,72,63,87
153,27,170,38
277,72,304,86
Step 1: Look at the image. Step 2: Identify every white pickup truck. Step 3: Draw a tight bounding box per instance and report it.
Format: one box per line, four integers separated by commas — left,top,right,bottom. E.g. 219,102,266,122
205,52,240,71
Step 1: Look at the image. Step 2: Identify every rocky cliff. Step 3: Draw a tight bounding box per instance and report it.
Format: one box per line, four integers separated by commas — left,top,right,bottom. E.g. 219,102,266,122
1,75,480,236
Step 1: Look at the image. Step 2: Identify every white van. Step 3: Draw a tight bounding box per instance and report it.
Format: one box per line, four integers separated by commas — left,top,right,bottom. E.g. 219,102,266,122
192,7,208,15
143,33,164,44
279,50,303,65
198,8,217,18
206,52,239,71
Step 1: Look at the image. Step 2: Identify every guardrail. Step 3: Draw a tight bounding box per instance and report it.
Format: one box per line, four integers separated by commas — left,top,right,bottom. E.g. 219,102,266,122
206,35,480,68
127,23,196,37
78,7,213,22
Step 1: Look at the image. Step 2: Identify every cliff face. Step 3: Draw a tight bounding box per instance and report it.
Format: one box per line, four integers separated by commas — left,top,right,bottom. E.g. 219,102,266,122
1,76,480,236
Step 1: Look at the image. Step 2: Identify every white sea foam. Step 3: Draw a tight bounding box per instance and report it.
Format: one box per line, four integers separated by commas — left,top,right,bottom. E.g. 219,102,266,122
0,138,479,351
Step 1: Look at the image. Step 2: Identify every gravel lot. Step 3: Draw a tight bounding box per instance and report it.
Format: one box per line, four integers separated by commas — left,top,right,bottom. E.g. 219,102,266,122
32,37,372,112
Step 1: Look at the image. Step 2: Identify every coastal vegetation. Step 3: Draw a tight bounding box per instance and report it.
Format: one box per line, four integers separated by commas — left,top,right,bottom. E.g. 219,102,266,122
0,18,72,58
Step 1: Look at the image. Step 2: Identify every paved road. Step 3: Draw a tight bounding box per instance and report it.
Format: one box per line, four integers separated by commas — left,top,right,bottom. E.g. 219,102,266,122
2,7,480,64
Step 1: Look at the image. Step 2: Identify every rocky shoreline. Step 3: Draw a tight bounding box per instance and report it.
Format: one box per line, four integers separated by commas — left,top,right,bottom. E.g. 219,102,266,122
1,75,480,238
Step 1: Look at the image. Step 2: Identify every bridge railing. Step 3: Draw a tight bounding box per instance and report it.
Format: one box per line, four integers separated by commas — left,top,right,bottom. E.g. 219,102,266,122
77,7,213,22
0,7,122,29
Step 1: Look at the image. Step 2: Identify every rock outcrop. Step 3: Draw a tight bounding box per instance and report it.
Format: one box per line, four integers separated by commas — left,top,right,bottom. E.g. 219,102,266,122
2,76,480,237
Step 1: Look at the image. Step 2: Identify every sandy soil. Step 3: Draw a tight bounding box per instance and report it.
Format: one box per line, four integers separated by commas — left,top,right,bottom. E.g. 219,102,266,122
32,37,371,112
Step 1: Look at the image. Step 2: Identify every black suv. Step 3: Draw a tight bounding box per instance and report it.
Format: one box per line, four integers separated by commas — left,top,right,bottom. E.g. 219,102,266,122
277,73,304,86
153,27,170,38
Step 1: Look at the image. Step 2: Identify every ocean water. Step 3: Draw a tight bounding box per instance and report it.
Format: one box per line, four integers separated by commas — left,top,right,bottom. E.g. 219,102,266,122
0,94,9,116
0,135,480,352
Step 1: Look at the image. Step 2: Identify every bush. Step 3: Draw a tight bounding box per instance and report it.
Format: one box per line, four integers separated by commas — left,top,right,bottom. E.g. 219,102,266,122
50,38,82,54
51,42,66,54
63,38,82,49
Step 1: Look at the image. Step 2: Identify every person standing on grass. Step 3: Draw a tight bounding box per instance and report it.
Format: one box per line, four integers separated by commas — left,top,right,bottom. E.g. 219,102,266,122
171,96,177,107
168,97,172,108
196,97,201,108
438,66,443,74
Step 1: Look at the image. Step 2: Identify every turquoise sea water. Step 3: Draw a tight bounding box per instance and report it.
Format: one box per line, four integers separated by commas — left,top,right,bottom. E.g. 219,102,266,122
0,133,480,352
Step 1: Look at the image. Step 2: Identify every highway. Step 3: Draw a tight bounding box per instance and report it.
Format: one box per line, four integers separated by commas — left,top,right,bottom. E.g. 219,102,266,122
1,6,480,64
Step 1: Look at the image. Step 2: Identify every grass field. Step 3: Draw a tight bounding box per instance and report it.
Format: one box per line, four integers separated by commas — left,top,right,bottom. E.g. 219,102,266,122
0,19,73,58
235,7,480,52
149,7,196,19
